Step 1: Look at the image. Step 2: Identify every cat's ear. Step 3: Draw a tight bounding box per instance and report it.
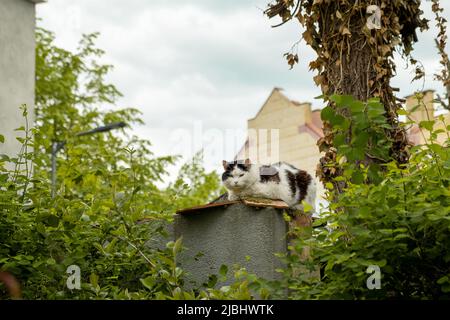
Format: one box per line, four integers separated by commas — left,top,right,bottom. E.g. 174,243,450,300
244,158,251,166
222,160,228,170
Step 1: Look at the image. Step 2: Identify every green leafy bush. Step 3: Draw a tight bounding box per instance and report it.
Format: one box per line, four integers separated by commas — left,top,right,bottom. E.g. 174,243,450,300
275,96,450,299
0,28,220,299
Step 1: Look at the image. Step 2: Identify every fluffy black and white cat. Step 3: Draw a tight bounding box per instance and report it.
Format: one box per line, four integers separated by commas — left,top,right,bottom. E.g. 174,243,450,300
221,159,316,211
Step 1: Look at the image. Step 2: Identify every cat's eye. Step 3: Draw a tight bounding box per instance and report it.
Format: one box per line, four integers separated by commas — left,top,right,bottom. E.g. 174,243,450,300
239,174,244,177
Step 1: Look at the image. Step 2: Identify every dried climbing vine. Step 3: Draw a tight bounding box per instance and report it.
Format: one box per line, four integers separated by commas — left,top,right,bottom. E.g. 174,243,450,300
265,0,429,187
432,0,450,111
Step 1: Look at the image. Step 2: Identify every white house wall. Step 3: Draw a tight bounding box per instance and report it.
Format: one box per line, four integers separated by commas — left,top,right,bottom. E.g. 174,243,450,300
0,0,37,159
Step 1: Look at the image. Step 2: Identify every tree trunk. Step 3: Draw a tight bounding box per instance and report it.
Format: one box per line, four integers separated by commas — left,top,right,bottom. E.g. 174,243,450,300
316,2,410,187
265,0,427,189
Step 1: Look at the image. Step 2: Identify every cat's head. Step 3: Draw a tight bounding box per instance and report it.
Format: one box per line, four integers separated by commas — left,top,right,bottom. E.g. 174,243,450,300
221,159,256,191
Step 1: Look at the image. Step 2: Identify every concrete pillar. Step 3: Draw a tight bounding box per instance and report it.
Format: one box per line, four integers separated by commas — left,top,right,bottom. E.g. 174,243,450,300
174,200,289,287
0,0,43,159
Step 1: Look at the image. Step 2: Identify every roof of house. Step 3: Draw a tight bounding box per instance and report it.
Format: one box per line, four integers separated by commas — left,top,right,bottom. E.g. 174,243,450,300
248,87,311,121
404,89,435,99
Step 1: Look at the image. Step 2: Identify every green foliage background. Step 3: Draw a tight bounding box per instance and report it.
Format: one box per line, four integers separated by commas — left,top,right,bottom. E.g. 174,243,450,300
0,28,222,299
1,26,450,300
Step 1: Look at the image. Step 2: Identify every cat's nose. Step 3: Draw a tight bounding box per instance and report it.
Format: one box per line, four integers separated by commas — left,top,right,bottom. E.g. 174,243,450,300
234,181,238,185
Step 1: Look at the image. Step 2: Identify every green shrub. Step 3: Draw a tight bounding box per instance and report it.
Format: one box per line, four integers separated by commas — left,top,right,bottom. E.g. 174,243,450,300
0,27,220,299
275,96,450,299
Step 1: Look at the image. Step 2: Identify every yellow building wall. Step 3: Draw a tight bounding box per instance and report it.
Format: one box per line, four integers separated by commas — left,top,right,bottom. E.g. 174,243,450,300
240,89,320,172
405,91,450,146
435,113,450,146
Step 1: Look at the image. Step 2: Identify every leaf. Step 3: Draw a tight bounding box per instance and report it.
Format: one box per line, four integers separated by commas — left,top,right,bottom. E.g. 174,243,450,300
351,171,364,184
341,27,351,36
313,74,325,86
140,277,155,290
314,94,326,100
376,259,387,268
89,273,99,287
367,102,386,119
352,131,369,147
349,101,365,114
206,274,218,288
330,94,355,108
347,147,365,161
173,237,183,255
0,134,4,143
301,200,313,213
43,214,60,227
302,30,313,45
325,182,334,190
333,133,346,147
285,53,299,69
321,106,335,122
16,137,25,144
219,264,228,277
14,126,25,132
330,115,346,127
419,120,434,131
132,185,141,195
437,276,449,285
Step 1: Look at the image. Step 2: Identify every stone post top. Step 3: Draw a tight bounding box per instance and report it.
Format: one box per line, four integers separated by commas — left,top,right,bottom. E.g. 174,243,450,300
176,198,290,215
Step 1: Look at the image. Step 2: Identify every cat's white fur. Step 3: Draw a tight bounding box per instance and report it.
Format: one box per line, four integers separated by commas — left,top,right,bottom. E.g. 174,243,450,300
222,161,316,212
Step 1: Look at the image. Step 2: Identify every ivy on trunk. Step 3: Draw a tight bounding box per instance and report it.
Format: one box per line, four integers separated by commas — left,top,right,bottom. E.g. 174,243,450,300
265,0,429,189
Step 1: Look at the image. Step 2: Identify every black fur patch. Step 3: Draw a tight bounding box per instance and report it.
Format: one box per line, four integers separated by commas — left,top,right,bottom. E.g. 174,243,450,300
237,163,250,171
259,165,280,183
222,161,250,181
224,161,250,172
221,171,232,182
285,170,312,200
297,170,312,202
286,171,297,197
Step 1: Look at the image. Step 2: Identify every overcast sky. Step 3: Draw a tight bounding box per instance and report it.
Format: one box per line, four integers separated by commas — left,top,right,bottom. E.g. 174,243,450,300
37,0,450,176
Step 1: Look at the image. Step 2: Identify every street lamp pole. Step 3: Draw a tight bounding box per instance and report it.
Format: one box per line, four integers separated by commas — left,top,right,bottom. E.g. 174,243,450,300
50,122,127,198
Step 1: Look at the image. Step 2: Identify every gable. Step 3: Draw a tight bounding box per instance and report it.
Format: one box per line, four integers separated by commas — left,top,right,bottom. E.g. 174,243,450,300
249,88,293,121
248,88,312,131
